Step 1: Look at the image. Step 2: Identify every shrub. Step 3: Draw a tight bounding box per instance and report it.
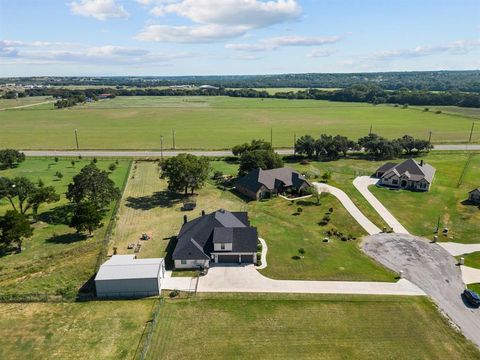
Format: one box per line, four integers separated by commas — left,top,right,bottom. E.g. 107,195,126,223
54,171,63,180
300,159,310,165
92,157,98,164
169,289,180,298
297,207,303,214
54,156,59,163
257,242,263,251
328,207,334,213
435,110,442,114
109,163,117,171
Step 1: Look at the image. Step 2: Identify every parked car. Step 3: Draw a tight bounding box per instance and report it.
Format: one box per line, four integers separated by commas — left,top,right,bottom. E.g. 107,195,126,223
463,289,480,307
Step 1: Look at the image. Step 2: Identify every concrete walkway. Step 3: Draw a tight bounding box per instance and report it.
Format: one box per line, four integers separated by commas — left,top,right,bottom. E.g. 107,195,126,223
460,266,480,284
353,176,410,234
255,238,268,270
163,264,425,296
439,242,480,256
313,182,381,235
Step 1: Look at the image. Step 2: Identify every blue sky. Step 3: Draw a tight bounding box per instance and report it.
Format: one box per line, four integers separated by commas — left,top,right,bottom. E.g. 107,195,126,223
0,0,479,76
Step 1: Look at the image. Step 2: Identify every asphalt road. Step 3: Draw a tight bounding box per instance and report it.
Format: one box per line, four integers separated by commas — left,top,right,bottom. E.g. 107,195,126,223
21,144,480,158
363,233,480,348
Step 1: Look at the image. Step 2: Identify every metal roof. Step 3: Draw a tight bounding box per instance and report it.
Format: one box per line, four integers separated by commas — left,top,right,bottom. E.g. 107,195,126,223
95,256,164,281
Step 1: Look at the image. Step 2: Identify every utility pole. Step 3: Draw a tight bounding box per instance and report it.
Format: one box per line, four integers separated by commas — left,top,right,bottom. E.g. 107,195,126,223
74,129,79,150
160,135,164,162
270,128,273,146
172,129,176,150
428,131,432,143
293,133,297,155
369,124,372,135
468,122,475,143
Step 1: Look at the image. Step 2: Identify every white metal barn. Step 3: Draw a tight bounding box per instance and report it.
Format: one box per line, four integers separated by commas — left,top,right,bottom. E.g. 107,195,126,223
95,255,165,298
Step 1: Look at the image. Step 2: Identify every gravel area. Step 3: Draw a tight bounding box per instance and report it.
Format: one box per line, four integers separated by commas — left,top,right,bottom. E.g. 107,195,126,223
363,233,480,348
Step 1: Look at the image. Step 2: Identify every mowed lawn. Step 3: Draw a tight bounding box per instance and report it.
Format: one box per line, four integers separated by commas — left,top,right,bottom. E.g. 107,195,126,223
0,96,53,110
147,293,480,360
0,158,130,298
112,161,393,281
0,299,155,360
1,96,479,150
370,152,480,243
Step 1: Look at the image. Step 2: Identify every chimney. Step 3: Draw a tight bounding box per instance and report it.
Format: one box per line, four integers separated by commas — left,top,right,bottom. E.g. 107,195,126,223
201,210,205,216
183,215,188,224
420,160,424,167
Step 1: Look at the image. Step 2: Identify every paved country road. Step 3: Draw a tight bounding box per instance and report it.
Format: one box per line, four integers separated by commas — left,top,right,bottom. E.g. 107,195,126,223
363,233,480,348
21,144,480,158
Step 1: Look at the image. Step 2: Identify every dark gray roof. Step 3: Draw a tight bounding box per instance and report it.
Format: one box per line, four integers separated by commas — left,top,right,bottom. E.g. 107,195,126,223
379,159,436,183
376,162,397,174
236,167,311,193
172,209,257,260
469,188,480,194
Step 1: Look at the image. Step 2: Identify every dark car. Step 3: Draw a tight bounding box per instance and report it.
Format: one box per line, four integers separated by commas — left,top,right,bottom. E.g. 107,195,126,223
463,289,480,307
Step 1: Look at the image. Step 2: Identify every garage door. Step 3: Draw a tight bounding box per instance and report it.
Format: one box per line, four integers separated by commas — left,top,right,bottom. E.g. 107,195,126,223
217,254,253,263
217,254,240,263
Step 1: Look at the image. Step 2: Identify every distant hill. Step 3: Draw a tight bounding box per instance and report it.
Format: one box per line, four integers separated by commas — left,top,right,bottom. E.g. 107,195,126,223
1,70,479,92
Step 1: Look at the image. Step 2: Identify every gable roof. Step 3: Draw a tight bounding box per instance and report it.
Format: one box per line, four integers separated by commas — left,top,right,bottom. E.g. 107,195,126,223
172,209,257,260
236,167,311,193
379,159,436,183
469,188,480,194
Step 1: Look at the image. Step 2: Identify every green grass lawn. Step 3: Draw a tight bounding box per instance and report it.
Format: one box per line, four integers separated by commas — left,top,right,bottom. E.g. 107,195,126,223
0,96,52,110
147,293,480,360
459,252,480,269
370,152,480,243
0,158,130,298
1,96,478,150
468,284,480,293
250,196,394,281
0,299,155,360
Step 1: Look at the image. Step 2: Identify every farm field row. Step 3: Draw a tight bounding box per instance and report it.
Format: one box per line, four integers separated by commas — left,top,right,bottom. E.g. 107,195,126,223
1,96,479,150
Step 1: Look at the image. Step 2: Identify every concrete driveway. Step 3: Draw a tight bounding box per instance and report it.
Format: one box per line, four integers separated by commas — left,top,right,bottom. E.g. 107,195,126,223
363,233,480,348
163,264,424,296
353,176,410,234
439,242,480,256
313,182,381,235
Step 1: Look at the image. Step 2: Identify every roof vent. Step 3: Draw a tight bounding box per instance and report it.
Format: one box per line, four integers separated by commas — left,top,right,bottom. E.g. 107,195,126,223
420,160,424,166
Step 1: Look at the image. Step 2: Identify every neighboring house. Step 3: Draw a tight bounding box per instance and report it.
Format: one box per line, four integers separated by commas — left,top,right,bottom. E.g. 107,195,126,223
468,188,480,204
375,158,436,191
95,255,165,298
236,167,311,200
172,209,258,269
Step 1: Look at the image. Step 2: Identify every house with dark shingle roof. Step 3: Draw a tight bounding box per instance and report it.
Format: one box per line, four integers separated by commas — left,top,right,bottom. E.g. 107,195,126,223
172,209,258,269
375,158,436,191
468,188,480,204
235,167,311,200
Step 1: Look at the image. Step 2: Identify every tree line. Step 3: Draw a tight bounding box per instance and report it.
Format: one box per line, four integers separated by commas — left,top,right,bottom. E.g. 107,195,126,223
3,70,480,92
295,133,432,160
18,83,480,108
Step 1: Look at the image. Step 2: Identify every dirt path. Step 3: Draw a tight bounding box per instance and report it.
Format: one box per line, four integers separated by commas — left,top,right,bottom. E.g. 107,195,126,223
363,233,480,348
0,100,54,110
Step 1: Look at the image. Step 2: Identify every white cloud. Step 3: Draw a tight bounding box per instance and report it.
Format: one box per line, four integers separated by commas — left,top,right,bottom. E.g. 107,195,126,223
138,0,302,43
136,24,250,43
371,40,480,60
0,40,189,65
70,0,129,21
306,48,336,58
226,35,340,52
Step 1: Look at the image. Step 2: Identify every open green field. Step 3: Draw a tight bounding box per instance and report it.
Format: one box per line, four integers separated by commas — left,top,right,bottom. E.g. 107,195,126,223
111,161,393,280
0,158,130,298
0,96,53,110
0,299,155,360
1,96,479,150
147,293,480,360
370,152,480,243
412,105,480,120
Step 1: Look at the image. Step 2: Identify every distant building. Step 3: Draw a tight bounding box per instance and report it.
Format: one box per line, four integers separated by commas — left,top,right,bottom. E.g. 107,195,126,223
95,255,165,298
199,85,219,90
172,209,258,269
375,158,436,191
236,167,311,200
468,188,480,204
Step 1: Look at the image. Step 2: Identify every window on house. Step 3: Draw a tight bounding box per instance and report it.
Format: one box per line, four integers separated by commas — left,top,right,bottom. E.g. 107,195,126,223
392,179,398,185
181,260,187,265
220,244,225,250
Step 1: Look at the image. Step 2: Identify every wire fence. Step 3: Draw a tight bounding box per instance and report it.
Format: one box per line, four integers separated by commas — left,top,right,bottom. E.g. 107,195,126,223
137,297,164,360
